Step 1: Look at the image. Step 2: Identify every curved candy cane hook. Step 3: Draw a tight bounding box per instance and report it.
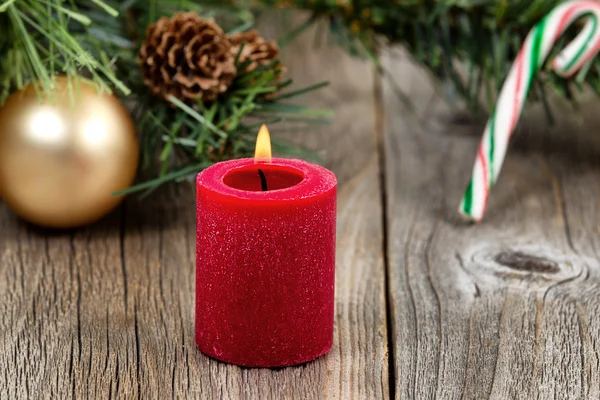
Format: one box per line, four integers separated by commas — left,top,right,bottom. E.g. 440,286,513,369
459,0,600,222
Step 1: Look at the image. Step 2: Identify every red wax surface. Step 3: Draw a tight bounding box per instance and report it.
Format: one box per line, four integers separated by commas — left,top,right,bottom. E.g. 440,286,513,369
196,158,337,367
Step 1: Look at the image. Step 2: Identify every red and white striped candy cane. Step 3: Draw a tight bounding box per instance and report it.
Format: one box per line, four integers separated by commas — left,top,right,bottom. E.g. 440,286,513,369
460,0,600,221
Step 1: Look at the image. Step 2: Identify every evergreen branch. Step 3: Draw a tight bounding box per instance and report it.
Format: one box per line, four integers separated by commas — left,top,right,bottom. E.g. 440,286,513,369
0,0,17,13
168,96,229,139
240,0,599,116
0,0,129,104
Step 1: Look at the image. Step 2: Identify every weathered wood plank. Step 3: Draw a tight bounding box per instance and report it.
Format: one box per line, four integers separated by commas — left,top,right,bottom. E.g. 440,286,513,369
382,48,600,399
0,19,389,399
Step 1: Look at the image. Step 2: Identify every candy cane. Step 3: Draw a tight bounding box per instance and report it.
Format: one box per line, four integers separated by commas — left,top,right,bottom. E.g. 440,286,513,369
460,0,600,221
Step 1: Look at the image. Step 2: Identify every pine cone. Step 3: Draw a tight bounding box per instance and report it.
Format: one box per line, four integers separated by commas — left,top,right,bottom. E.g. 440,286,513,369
229,30,282,74
139,12,236,103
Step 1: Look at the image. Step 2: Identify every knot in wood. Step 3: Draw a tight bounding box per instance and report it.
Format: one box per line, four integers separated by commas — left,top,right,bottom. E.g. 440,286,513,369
494,251,560,274
462,244,587,292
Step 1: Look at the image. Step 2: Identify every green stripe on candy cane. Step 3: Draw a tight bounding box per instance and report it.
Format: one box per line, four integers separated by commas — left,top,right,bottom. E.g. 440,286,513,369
460,179,474,216
488,112,495,186
530,19,546,85
459,0,600,222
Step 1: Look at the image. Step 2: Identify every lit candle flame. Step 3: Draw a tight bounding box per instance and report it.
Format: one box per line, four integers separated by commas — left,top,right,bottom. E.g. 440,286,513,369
254,124,272,163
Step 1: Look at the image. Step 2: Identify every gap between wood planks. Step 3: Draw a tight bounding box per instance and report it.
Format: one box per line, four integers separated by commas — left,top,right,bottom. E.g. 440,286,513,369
373,65,396,400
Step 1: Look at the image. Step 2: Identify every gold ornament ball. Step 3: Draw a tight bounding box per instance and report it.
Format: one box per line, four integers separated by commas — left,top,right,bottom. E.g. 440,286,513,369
0,76,139,228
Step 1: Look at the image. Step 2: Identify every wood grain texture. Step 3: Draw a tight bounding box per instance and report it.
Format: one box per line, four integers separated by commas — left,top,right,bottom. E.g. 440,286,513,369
381,48,600,399
0,19,389,399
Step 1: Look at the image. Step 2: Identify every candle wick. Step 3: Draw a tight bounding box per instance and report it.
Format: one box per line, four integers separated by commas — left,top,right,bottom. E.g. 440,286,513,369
258,169,268,191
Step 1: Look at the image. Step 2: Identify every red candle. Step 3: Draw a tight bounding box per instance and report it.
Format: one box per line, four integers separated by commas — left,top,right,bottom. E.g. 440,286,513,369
195,127,337,367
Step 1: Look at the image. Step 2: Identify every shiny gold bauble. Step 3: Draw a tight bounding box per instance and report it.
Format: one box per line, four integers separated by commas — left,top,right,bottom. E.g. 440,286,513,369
0,76,138,228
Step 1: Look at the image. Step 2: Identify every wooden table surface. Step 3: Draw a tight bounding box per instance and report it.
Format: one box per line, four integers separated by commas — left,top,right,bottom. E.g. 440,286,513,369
3,19,600,400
